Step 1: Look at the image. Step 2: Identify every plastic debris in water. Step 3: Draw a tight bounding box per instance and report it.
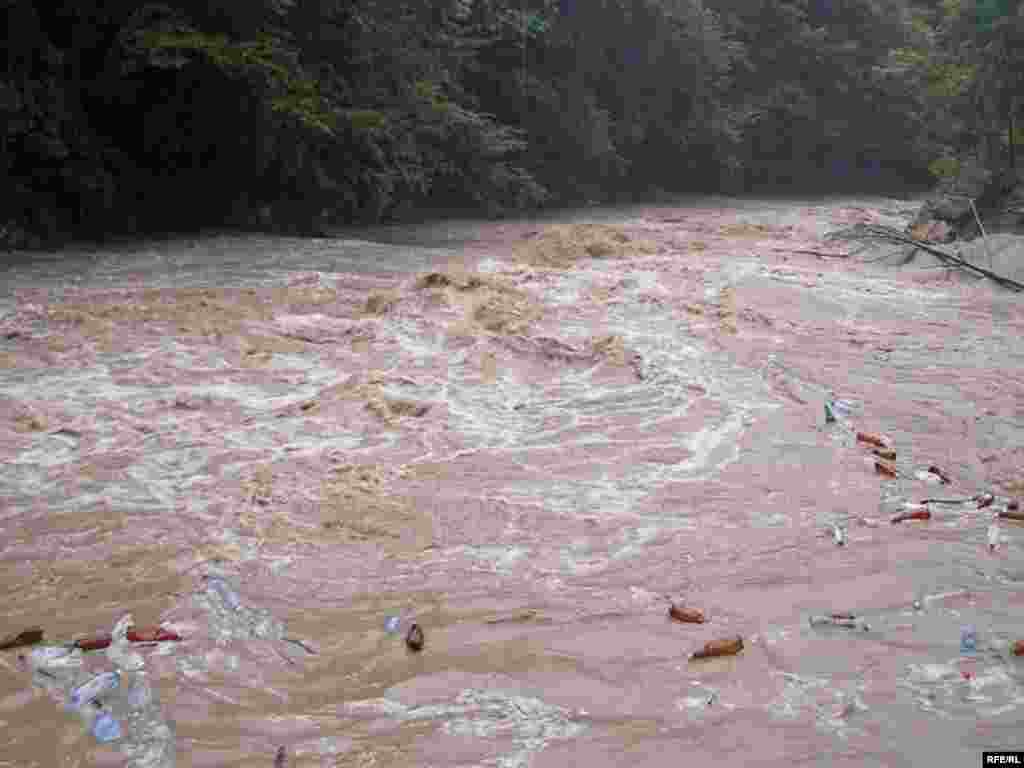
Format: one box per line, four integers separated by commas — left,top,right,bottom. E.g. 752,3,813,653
809,613,870,631
892,509,930,523
91,709,122,743
405,623,425,652
857,432,887,448
926,465,951,484
669,604,706,624
24,645,81,670
1012,640,1024,657
988,522,1000,551
274,745,287,768
831,524,846,546
872,447,897,461
0,627,44,650
960,625,977,655
69,671,120,709
875,461,897,478
999,508,1024,522
824,401,837,424
690,635,743,661
206,576,242,611
75,625,182,652
384,616,402,634
975,492,995,510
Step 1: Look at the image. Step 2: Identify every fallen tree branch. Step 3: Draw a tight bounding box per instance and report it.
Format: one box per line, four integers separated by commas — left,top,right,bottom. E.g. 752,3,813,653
826,224,1024,292
769,248,852,258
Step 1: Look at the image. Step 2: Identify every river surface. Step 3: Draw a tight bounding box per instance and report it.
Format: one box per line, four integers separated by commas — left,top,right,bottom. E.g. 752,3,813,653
1,196,1023,767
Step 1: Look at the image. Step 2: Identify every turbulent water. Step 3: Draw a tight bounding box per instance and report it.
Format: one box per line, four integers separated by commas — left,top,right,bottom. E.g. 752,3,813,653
1,196,1023,768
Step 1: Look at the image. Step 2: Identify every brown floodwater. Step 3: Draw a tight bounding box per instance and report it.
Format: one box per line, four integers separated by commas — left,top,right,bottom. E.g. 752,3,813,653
1,196,1023,767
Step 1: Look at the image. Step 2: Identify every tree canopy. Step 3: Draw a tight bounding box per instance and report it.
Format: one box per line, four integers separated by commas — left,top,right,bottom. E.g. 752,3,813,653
1,0,1020,247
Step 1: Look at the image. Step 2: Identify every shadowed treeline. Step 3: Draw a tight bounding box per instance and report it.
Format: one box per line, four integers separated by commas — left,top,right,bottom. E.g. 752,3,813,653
0,0,1020,248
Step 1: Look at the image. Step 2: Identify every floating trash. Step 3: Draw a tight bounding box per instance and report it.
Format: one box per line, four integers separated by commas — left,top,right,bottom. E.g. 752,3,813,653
206,575,243,612
69,671,120,709
384,616,403,634
809,613,871,631
926,465,951,484
669,604,706,624
960,625,978,655
831,524,846,546
988,522,1001,551
90,709,122,743
857,432,888,448
23,645,82,671
975,493,995,510
0,627,44,650
690,635,743,661
892,509,930,523
405,623,425,652
876,461,897,478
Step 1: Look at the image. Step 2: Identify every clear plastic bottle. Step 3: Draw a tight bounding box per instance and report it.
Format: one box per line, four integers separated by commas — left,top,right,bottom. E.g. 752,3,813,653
69,671,120,709
206,576,242,611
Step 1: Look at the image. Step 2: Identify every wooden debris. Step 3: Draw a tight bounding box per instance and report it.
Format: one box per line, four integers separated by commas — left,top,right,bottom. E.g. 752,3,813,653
826,223,1024,291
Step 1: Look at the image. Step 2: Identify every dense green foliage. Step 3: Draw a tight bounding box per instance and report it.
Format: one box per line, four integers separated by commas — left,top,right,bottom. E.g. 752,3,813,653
1,0,1021,246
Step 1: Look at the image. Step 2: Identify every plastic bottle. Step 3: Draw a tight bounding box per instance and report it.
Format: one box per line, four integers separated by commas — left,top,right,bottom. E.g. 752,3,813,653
206,576,242,611
91,710,122,743
960,625,977,655
831,524,846,546
809,614,871,631
69,671,120,709
24,645,82,670
988,521,1000,551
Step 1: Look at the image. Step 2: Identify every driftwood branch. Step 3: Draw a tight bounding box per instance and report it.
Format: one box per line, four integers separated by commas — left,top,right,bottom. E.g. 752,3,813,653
769,248,852,258
826,223,1024,292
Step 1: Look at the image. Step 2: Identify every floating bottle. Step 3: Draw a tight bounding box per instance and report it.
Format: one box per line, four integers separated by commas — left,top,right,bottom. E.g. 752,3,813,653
405,623,425,652
988,522,1000,551
831,524,846,546
669,604,706,624
809,613,871,631
892,509,930,523
69,671,120,709
690,636,743,660
206,576,242,611
90,710,122,743
24,645,81,670
960,625,977,655
857,432,888,448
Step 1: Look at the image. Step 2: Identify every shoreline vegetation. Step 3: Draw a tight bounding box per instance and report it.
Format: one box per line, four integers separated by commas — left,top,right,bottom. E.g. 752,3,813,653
1,1,1020,252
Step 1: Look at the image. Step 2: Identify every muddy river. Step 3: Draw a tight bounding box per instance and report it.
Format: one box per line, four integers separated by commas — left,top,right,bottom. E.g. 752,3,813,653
1,196,1023,767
